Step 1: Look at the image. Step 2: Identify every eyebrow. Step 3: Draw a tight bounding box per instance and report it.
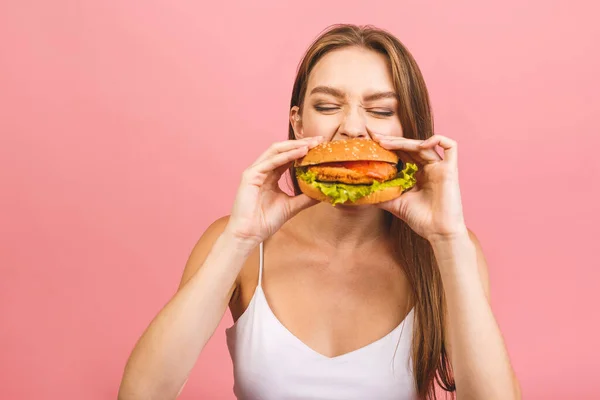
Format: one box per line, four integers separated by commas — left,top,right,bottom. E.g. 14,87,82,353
310,86,346,99
309,85,398,101
364,91,398,102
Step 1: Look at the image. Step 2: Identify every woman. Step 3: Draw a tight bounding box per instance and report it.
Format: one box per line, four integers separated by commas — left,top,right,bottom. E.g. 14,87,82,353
119,24,521,400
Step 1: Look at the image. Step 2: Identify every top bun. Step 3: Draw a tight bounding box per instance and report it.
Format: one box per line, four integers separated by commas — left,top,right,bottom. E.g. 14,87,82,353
295,138,399,167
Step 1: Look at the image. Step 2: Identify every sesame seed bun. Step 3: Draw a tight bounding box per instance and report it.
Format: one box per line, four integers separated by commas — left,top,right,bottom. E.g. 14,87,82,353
294,138,412,206
295,138,398,167
297,178,405,206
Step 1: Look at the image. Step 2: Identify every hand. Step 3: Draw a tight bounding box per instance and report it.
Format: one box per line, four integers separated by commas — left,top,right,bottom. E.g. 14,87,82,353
225,137,324,247
373,134,468,242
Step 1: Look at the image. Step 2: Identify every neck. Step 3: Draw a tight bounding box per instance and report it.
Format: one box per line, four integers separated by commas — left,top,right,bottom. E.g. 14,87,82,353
295,202,390,249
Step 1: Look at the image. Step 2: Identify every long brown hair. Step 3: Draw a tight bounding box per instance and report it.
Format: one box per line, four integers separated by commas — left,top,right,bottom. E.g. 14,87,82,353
287,24,455,399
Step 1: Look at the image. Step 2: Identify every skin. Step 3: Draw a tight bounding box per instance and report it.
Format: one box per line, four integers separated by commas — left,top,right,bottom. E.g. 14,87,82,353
118,47,521,400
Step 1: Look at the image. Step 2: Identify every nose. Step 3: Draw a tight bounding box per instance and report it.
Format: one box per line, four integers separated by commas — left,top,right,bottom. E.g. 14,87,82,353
338,107,368,139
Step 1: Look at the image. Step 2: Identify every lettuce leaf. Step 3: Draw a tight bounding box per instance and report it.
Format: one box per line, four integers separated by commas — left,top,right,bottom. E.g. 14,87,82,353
296,163,418,205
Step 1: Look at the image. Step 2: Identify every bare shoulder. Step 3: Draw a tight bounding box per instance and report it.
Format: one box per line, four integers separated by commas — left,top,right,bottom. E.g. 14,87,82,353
178,215,232,290
467,228,491,300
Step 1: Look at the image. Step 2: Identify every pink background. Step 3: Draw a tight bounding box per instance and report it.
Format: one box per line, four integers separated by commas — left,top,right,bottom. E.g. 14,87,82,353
1,1,599,399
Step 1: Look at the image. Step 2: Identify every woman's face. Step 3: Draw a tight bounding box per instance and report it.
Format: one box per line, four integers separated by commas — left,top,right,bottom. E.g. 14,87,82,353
291,46,403,142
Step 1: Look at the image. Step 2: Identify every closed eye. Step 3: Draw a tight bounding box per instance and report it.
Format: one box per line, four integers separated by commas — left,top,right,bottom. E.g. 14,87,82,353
314,105,395,117
314,105,340,113
369,109,395,117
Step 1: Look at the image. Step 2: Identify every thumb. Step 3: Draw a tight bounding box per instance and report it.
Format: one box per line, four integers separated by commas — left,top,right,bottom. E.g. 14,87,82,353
375,196,405,221
286,194,319,218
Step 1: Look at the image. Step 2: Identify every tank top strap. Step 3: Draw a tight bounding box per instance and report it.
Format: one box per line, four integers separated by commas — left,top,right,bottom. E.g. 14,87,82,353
258,241,264,285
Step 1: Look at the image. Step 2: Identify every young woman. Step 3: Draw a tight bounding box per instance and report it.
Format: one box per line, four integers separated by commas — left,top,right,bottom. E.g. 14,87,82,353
119,24,521,400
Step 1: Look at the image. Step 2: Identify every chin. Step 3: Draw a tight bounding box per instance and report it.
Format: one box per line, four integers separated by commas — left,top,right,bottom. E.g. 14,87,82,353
331,203,376,212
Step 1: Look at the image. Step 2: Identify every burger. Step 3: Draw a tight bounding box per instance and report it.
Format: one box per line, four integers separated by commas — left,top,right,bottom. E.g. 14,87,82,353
294,138,418,206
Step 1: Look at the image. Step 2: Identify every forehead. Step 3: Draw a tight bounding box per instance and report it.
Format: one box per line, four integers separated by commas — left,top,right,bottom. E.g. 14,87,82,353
307,47,395,94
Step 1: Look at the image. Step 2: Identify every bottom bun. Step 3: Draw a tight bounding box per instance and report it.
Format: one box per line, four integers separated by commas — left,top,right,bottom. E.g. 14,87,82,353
297,179,404,206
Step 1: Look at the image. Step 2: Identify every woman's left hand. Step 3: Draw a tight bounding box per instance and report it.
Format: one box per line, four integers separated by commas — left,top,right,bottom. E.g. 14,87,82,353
373,134,468,243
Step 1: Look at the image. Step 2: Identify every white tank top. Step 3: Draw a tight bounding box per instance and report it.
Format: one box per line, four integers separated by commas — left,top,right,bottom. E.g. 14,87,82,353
225,242,417,400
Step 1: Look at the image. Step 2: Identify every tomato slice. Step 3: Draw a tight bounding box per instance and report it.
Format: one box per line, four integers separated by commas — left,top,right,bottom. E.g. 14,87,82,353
321,161,395,181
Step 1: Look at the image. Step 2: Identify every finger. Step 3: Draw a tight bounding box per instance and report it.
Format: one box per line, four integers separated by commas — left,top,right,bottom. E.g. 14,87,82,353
244,148,306,188
374,197,396,213
374,190,416,220
265,144,318,186
395,150,418,168
374,194,404,217
419,134,457,164
273,160,294,178
252,139,310,166
253,146,310,174
372,134,423,151
266,159,295,186
375,135,441,163
286,193,319,218
252,137,324,166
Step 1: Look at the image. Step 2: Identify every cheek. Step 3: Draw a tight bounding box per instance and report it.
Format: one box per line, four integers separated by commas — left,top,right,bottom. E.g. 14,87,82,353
368,119,403,137
301,115,340,139
300,112,403,138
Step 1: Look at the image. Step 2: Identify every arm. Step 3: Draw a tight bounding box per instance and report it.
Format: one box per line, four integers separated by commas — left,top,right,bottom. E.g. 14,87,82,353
433,230,521,400
372,134,520,399
118,216,255,400
118,137,321,400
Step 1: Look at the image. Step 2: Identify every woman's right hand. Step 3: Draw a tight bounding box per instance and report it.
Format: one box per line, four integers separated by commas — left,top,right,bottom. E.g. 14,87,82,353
225,136,324,248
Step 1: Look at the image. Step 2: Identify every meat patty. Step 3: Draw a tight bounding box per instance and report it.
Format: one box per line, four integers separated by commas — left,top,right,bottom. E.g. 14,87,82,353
308,161,397,184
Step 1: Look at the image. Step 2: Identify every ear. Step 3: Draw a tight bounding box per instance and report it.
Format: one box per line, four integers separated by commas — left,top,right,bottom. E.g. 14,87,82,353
289,106,304,140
